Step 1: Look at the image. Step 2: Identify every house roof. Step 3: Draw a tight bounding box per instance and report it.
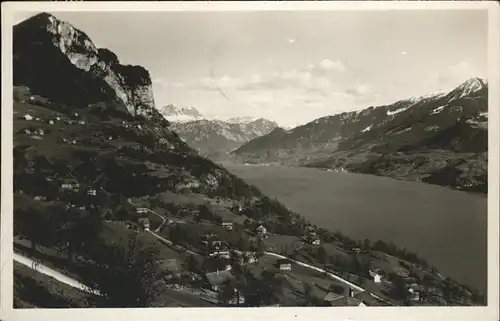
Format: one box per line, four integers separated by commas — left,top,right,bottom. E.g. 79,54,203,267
205,270,234,286
277,259,291,265
407,283,423,291
369,270,382,278
324,292,345,302
325,291,380,307
329,296,364,307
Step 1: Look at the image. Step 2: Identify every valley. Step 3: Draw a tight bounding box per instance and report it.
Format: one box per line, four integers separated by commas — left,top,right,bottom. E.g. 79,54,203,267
9,11,488,310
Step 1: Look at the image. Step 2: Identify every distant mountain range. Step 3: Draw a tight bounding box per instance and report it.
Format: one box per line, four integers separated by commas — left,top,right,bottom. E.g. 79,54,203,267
158,105,278,159
232,77,488,193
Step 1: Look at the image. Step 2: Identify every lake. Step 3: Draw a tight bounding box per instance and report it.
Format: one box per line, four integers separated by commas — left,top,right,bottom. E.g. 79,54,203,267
222,163,488,293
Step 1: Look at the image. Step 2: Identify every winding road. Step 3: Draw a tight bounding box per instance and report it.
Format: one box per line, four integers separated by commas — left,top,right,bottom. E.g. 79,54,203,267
13,252,100,295
126,199,392,303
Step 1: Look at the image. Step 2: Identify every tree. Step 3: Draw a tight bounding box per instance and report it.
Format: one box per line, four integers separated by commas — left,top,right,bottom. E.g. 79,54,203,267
349,253,362,274
317,246,327,264
14,199,61,255
186,254,201,274
356,275,365,287
80,232,164,307
362,239,371,252
256,238,265,258
390,275,409,305
302,283,314,306
242,270,281,307
218,281,236,305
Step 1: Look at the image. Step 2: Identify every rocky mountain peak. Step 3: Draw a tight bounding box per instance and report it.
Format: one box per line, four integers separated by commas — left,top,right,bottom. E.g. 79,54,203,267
158,105,204,122
445,77,487,102
14,12,155,118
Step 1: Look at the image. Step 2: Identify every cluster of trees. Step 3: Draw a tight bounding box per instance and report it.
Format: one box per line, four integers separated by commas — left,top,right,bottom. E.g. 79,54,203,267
101,156,170,197
15,191,167,308
194,204,223,224
79,231,165,307
14,194,102,259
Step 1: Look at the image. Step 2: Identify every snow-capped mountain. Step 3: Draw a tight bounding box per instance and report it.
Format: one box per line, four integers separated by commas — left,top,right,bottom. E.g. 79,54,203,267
157,104,204,123
444,77,487,102
227,116,257,124
158,105,279,159
233,77,488,192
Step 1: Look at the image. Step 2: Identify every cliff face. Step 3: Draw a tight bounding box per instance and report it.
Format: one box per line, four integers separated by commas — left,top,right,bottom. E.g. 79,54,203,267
13,13,155,118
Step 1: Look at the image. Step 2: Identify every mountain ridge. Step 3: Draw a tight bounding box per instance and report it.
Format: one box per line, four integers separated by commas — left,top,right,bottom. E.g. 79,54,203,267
159,105,279,159
232,77,488,192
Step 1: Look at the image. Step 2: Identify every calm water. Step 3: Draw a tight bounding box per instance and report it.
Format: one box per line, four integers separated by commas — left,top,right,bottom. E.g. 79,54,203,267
223,164,487,293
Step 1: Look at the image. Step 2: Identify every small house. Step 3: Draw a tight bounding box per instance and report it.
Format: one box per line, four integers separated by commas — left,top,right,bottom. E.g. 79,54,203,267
23,129,32,135
78,120,86,125
136,208,148,214
256,225,267,237
222,222,234,231
49,120,54,125
23,114,33,121
407,284,422,301
277,259,292,271
211,240,223,251
60,178,80,192
209,251,231,259
369,270,383,284
87,188,97,196
307,235,320,245
205,269,234,292
306,225,316,235
325,287,377,307
138,217,150,231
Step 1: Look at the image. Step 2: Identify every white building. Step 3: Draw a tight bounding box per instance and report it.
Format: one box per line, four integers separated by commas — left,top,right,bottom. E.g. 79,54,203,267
222,222,234,231
256,225,267,236
369,270,383,284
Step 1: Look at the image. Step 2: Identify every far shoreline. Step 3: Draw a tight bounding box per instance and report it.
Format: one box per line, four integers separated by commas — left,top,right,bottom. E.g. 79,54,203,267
217,161,488,198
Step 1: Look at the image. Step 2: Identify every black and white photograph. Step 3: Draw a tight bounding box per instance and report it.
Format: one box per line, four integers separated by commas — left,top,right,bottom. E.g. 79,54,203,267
1,1,499,320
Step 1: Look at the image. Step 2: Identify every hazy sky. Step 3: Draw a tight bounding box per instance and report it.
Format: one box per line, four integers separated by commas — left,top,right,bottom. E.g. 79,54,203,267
15,10,488,126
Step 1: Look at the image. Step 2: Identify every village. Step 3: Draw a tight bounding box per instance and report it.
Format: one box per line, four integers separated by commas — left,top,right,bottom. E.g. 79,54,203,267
13,91,467,308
